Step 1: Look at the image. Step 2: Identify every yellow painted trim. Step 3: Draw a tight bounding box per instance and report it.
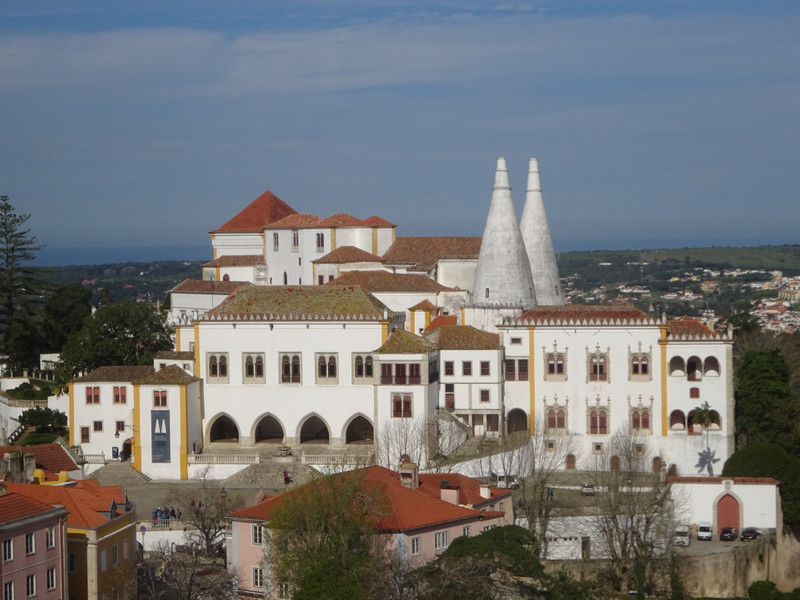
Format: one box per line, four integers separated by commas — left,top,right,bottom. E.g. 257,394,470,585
372,227,378,255
410,311,416,333
330,228,337,251
529,327,536,434
461,306,466,325
336,265,340,278
381,321,390,344
175,327,181,351
215,266,221,281
312,263,316,285
659,325,669,437
425,309,432,328
68,383,74,445
132,384,141,471
180,386,188,480
194,323,201,376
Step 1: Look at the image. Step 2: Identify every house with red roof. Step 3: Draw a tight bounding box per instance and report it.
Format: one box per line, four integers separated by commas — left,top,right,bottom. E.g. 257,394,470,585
3,480,136,600
228,464,510,599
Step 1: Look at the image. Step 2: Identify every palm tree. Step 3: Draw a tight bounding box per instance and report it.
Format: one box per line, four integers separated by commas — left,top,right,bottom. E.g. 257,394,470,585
693,401,714,445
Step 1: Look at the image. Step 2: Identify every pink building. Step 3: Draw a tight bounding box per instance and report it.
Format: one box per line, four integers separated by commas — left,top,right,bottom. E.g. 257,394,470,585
229,464,512,599
0,488,69,600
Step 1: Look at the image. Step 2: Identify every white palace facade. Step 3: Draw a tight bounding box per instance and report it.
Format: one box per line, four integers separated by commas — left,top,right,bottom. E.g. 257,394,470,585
68,158,734,480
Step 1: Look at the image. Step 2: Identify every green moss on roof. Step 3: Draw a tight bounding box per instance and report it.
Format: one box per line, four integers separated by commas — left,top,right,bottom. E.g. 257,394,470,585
73,365,198,385
376,328,437,354
426,326,500,350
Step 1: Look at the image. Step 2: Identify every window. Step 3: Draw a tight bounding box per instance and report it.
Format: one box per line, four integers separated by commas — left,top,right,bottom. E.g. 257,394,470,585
444,361,454,376
480,389,490,403
589,409,609,435
588,351,609,382
690,387,700,399
85,386,100,404
46,527,55,549
253,567,264,588
630,351,651,381
544,351,567,381
25,575,34,598
46,568,56,591
252,524,263,545
505,359,528,381
291,230,299,250
510,337,522,345
462,361,472,376
153,390,167,407
318,275,324,285
273,232,279,251
632,409,651,431
68,553,75,573
395,363,407,384
547,408,566,432
111,544,118,565
462,526,471,537
316,354,338,383
116,421,125,434
81,427,90,443
113,386,126,404
2,538,12,562
411,537,420,556
278,583,290,599
4,581,12,600
445,384,455,410
434,531,449,551
480,361,490,376
244,354,265,381
100,549,107,572
353,354,374,381
392,394,412,418
93,420,103,432
593,442,604,455
280,354,301,383
207,354,229,381
123,539,129,559
316,232,324,251
409,363,421,384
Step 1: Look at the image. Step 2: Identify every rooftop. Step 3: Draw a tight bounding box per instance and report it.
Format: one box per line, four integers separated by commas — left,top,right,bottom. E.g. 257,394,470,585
202,255,265,267
313,246,382,265
375,328,438,354
426,325,501,350
211,190,297,233
381,237,482,272
514,303,654,326
73,365,199,386
330,270,452,293
170,279,251,295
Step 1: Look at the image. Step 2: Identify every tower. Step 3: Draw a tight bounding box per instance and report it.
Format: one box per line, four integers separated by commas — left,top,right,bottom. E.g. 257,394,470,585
471,157,536,308
520,158,564,305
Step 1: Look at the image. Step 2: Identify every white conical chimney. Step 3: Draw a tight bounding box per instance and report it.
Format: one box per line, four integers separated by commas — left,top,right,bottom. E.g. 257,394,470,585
520,158,564,305
472,158,536,308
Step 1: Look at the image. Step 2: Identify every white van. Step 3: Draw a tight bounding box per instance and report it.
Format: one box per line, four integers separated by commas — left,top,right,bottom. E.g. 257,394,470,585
674,524,691,546
697,522,712,541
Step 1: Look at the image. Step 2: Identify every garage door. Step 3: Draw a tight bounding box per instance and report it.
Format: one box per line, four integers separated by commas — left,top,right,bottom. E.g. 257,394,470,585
716,494,740,532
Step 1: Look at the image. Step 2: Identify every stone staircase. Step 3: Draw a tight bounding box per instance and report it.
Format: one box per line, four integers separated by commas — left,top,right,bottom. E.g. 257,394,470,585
223,460,315,488
90,461,151,486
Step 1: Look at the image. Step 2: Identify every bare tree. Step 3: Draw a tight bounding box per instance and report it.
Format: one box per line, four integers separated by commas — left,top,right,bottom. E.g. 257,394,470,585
581,429,678,595
376,418,429,469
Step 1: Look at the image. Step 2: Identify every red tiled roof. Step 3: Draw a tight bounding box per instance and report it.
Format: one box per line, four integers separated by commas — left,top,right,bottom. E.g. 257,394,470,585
15,443,78,473
425,325,500,350
230,466,504,532
410,300,437,311
319,213,363,227
74,365,199,386
202,255,265,267
362,216,396,227
424,315,457,332
667,476,779,485
515,303,653,326
3,480,130,529
211,191,297,233
375,328,438,354
170,279,251,295
265,214,322,228
381,237,481,272
417,473,511,506
667,318,719,338
313,246,382,265
0,491,63,523
330,271,452,293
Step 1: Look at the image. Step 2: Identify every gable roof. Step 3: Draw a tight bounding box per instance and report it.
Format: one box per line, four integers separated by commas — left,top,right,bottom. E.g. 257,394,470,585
211,191,297,233
513,303,654,326
417,472,512,506
667,317,719,339
169,279,251,295
425,325,500,350
381,237,482,272
319,213,364,227
362,216,396,227
265,214,323,228
73,365,199,386
424,315,457,332
375,328,437,354
0,491,65,524
202,255,265,267
154,350,195,361
12,443,78,473
206,285,388,321
330,271,452,293
230,466,504,533
313,246,382,265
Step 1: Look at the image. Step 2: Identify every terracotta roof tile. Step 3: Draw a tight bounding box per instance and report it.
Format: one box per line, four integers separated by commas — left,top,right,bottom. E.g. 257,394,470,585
319,213,363,227
0,492,63,523
409,300,437,311
515,303,653,326
265,214,322,228
154,351,195,361
202,255,265,267
313,246,382,265
375,328,437,354
425,326,500,350
424,315,457,332
330,271,452,293
362,216,396,227
74,365,199,385
170,279,251,295
207,285,388,321
667,318,719,338
14,443,78,473
381,237,481,272
211,191,297,233
417,473,512,506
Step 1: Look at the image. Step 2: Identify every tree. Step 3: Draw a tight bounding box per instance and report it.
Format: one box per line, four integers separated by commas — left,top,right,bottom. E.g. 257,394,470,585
59,298,173,376
41,282,92,352
0,195,45,369
267,469,389,600
18,406,67,430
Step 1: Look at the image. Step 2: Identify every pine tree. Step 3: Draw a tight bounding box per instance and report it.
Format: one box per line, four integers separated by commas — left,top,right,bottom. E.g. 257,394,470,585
0,195,44,369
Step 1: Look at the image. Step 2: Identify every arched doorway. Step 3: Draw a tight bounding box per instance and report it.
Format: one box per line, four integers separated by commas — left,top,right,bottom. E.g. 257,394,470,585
254,415,284,444
209,415,239,443
507,409,528,434
121,439,132,462
300,416,330,444
345,416,373,445
716,494,740,532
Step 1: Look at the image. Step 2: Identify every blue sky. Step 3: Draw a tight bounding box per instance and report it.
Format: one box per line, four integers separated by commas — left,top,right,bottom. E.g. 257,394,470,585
1,1,799,263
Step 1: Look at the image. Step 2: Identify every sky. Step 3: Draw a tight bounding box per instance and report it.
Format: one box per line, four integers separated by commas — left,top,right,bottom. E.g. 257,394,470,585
1,1,799,265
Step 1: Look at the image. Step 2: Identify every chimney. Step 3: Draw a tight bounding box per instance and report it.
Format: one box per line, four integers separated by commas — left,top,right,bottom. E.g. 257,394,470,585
479,484,492,499
399,461,419,490
439,480,459,505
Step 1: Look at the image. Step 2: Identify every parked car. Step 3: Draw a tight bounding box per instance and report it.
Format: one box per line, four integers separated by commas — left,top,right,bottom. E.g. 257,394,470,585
581,483,596,496
720,527,739,541
741,527,762,541
673,524,691,546
697,522,712,541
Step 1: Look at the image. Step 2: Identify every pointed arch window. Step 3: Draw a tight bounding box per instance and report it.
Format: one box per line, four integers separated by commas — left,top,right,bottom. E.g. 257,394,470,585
281,353,301,384
316,353,338,384
589,408,609,434
207,353,229,383
243,353,265,383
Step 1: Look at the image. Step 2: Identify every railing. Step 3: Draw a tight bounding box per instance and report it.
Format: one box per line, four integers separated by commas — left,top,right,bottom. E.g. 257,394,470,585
301,454,375,466
80,453,106,465
188,454,260,464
